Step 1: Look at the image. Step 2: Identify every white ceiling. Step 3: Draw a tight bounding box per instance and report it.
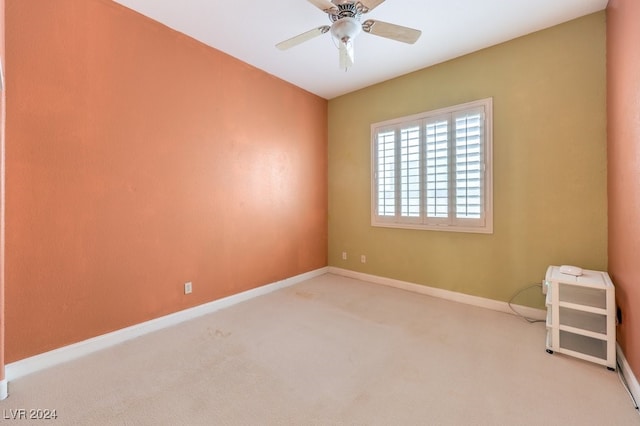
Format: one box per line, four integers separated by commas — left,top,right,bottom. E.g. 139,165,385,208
112,0,608,99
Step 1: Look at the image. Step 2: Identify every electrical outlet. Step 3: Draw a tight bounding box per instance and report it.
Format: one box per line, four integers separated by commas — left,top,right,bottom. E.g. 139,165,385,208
184,282,193,295
360,255,366,263
342,251,347,260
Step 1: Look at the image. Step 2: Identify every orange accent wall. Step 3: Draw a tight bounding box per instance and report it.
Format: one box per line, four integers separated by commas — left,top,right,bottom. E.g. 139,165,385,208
0,0,5,380
4,0,327,362
607,0,640,378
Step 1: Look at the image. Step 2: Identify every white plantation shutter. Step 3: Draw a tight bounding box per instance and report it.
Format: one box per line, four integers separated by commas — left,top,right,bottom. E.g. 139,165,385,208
454,109,484,222
376,130,396,217
400,125,421,218
425,118,449,219
371,98,492,233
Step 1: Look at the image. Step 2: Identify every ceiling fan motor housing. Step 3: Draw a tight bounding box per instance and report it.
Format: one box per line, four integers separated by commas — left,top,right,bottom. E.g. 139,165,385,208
328,2,363,21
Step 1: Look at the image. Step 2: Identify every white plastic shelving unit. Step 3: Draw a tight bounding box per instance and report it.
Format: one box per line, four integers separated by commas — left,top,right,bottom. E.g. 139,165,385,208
544,265,616,370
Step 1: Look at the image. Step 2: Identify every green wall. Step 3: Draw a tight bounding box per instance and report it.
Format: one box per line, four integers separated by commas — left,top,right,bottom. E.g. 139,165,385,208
328,12,607,307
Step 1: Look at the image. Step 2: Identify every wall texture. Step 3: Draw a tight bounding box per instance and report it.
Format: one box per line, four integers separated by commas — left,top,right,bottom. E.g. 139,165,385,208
328,13,606,307
607,0,640,380
5,0,327,363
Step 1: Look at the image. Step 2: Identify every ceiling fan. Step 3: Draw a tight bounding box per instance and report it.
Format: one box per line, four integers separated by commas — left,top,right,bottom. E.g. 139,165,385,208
276,0,422,70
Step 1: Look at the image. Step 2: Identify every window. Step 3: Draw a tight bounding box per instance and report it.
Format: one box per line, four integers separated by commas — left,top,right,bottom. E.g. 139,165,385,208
371,98,493,233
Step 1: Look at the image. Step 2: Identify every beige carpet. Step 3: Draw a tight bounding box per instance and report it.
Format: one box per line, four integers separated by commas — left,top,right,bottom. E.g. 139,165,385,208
2,273,639,425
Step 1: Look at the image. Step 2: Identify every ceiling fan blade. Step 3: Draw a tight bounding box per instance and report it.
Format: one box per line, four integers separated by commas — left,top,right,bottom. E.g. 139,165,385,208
307,0,339,14
358,0,386,13
338,40,355,70
362,19,422,44
276,26,331,50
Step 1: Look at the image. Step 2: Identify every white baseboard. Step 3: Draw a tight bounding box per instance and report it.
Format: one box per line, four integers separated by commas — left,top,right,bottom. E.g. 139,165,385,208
617,343,640,408
0,379,7,400
5,267,328,382
328,267,546,321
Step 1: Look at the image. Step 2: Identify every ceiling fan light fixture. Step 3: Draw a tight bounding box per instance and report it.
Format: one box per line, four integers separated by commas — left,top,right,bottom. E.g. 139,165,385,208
330,17,362,44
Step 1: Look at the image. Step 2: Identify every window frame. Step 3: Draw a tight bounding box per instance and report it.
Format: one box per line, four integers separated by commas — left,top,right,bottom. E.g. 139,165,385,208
371,98,493,234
